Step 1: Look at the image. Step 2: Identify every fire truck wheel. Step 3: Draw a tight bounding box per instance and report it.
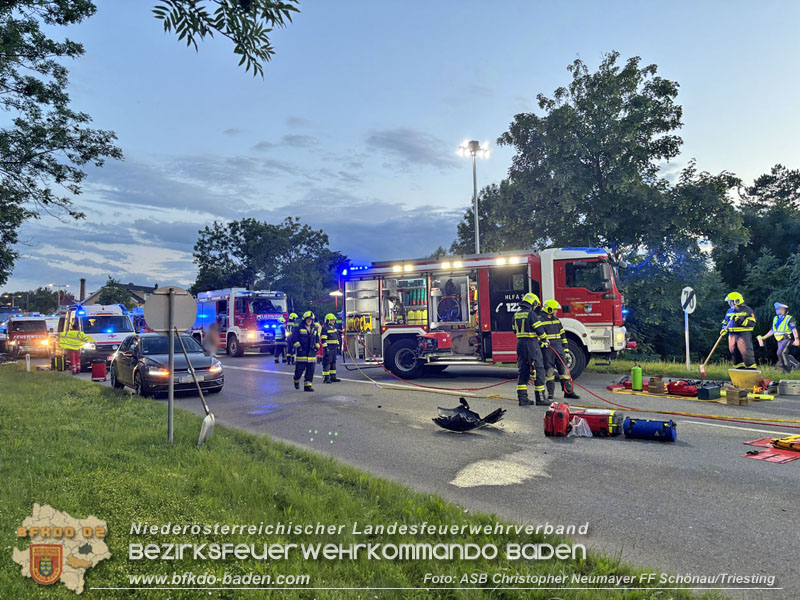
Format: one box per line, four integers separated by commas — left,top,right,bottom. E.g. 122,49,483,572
564,339,587,379
227,335,244,357
386,339,424,379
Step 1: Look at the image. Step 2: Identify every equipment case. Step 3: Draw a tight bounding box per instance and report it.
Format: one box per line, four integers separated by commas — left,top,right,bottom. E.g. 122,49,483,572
570,408,623,436
544,402,571,437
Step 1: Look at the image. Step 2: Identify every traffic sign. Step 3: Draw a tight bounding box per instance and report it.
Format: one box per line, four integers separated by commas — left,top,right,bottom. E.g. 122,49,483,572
144,286,197,333
681,286,696,314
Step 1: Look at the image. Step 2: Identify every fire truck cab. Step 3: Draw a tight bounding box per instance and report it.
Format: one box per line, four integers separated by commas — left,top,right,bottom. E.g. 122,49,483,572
342,248,627,379
7,316,50,357
192,288,288,356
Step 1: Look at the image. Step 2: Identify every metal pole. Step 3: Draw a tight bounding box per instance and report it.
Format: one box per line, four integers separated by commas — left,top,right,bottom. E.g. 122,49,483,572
472,152,480,254
168,289,175,443
684,310,690,370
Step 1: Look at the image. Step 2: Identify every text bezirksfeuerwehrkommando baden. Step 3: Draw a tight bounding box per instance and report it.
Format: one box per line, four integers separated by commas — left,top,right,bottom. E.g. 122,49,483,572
130,521,588,537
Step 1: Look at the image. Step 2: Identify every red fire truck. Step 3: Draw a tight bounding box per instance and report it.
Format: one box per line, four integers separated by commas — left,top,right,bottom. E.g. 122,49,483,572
191,289,288,356
342,247,628,379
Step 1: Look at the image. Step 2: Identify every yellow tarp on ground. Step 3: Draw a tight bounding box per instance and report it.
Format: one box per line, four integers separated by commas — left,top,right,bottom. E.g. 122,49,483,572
611,387,773,403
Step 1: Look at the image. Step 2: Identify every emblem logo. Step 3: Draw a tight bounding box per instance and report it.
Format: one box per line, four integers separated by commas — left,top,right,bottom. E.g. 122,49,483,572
30,544,63,585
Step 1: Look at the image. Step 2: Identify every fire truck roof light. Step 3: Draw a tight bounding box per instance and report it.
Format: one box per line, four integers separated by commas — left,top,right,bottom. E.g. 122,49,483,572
561,247,605,254
392,265,402,272
509,256,521,264
341,269,348,276
496,257,507,265
441,261,451,269
453,260,463,268
403,264,413,272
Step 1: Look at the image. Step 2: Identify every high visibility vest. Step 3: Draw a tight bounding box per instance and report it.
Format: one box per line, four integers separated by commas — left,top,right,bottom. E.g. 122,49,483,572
772,314,796,341
58,330,93,351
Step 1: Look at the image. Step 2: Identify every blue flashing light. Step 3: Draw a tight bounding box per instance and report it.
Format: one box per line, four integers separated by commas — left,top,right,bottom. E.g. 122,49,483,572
105,328,114,333
341,269,348,276
77,310,85,316
561,247,606,254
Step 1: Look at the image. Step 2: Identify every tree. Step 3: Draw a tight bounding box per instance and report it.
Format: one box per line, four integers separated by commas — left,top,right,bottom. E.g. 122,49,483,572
97,276,134,308
192,217,348,308
479,52,743,260
0,1,122,286
153,0,299,76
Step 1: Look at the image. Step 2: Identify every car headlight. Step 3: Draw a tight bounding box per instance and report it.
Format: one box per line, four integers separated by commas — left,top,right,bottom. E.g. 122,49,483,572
41,339,50,346
83,342,96,350
147,367,170,377
209,361,223,374
9,340,16,345
246,330,257,340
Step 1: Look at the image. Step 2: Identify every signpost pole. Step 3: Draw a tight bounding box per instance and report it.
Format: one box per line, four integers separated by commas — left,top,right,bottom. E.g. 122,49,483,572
684,310,690,371
168,289,175,444
681,286,696,371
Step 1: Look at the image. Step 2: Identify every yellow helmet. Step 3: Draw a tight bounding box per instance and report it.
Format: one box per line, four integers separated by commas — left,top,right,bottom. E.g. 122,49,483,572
725,292,744,305
543,299,561,314
522,292,541,307
302,310,314,320
278,317,286,323
325,313,335,322
289,312,298,320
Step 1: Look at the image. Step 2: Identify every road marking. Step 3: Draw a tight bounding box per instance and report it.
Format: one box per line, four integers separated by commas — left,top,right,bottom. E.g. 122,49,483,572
679,420,785,435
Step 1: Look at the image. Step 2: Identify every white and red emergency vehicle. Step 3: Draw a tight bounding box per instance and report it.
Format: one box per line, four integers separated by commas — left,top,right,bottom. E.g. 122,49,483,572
191,289,288,356
342,247,629,379
57,304,135,371
6,316,50,357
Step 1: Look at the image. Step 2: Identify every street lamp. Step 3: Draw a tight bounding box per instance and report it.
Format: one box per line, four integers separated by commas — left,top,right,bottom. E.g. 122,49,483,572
48,283,70,308
329,290,343,309
457,140,490,254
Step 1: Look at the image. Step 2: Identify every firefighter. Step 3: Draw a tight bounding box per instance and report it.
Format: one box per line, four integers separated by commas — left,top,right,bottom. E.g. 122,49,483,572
285,312,299,364
321,313,341,383
512,292,548,406
291,311,320,391
273,317,287,364
721,292,757,369
540,299,580,400
58,321,94,375
758,302,800,372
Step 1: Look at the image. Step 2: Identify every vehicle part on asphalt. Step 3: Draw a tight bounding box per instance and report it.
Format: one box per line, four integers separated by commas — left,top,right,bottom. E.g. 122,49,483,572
432,397,506,432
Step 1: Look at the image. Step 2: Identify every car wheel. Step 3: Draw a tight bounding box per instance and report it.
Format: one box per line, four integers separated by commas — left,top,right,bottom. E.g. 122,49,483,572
227,335,243,357
564,339,587,379
134,370,150,397
110,365,124,389
386,339,424,379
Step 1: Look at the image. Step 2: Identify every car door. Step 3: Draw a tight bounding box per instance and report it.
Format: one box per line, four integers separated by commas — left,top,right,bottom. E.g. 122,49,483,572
118,337,138,384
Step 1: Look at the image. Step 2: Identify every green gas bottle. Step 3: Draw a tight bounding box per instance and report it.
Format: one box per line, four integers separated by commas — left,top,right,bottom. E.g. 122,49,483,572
631,363,643,392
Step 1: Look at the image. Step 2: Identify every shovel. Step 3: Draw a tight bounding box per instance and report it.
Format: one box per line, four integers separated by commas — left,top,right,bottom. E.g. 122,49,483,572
699,334,724,377
175,328,215,446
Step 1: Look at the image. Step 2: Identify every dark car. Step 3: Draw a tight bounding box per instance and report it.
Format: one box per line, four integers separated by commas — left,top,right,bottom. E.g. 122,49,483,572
110,333,223,397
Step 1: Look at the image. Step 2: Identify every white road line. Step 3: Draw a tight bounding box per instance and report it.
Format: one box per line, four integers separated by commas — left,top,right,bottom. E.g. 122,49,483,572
679,420,786,435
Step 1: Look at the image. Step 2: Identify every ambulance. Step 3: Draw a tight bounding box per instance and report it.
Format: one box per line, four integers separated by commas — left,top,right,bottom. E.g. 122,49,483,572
57,304,135,371
342,248,629,379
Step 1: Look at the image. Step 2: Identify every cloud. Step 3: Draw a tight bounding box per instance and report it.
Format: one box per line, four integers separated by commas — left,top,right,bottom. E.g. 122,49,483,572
131,219,204,252
286,116,311,128
365,128,458,170
281,134,318,148
252,140,275,151
223,128,243,136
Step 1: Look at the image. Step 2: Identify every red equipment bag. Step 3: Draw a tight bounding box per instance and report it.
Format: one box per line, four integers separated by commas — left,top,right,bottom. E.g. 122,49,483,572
570,408,623,436
91,361,107,382
666,380,698,397
544,402,571,437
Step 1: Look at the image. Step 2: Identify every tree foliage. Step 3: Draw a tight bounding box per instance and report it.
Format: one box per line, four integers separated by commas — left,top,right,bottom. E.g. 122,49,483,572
192,217,347,308
153,0,299,76
97,276,134,308
0,0,123,286
464,52,744,260
1,286,74,314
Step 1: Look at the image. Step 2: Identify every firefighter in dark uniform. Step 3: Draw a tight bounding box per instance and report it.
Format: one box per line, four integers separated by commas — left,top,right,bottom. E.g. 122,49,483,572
285,312,298,364
721,292,757,369
512,292,548,406
321,313,341,383
540,299,580,400
291,311,320,391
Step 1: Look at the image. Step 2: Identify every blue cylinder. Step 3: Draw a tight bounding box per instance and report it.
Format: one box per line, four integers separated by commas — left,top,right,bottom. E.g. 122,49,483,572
623,417,677,442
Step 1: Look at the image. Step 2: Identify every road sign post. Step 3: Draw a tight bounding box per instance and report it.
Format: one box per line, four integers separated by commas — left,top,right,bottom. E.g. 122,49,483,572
681,287,697,370
144,286,197,444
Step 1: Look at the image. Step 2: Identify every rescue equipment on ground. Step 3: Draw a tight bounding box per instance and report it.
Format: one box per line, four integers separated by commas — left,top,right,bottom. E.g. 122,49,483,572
647,375,665,394
432,398,506,432
52,354,66,372
666,380,698,396
771,435,800,452
623,417,677,442
631,363,643,391
722,386,749,406
91,361,107,382
697,385,721,400
568,417,593,437
544,402,571,437
570,408,623,436
778,380,800,396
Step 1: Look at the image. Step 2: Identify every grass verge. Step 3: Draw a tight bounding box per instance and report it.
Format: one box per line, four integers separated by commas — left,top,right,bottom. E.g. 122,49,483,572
0,367,720,599
587,358,786,383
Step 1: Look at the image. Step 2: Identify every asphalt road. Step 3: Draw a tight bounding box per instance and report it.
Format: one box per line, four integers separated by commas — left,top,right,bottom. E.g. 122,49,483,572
57,354,800,597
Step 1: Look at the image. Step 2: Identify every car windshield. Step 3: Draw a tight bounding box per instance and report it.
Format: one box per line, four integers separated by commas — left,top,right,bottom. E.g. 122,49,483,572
81,315,134,334
250,298,286,313
141,335,204,355
10,320,47,333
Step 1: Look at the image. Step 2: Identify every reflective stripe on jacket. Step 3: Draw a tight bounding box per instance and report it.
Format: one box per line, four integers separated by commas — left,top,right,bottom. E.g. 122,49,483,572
538,316,568,346
512,305,545,340
722,305,756,333
321,324,340,347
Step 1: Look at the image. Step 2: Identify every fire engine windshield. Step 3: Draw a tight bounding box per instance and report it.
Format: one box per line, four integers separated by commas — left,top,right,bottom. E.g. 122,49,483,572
565,260,613,293
81,315,133,334
10,320,47,333
250,298,286,314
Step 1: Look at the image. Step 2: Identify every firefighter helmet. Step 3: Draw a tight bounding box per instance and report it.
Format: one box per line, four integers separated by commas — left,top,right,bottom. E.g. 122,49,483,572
289,312,298,320
725,292,744,306
542,299,561,314
325,313,335,322
278,317,285,323
522,292,541,307
302,310,314,320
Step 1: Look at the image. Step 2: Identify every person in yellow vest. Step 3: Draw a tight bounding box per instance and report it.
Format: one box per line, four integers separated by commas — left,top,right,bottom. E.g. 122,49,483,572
758,302,800,372
58,321,94,375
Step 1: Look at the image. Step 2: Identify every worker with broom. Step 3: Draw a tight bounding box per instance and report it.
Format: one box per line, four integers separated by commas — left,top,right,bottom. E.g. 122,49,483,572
757,302,800,372
721,292,757,369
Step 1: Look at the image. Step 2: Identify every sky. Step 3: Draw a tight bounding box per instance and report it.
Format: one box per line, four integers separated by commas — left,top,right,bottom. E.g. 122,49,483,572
4,0,800,296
